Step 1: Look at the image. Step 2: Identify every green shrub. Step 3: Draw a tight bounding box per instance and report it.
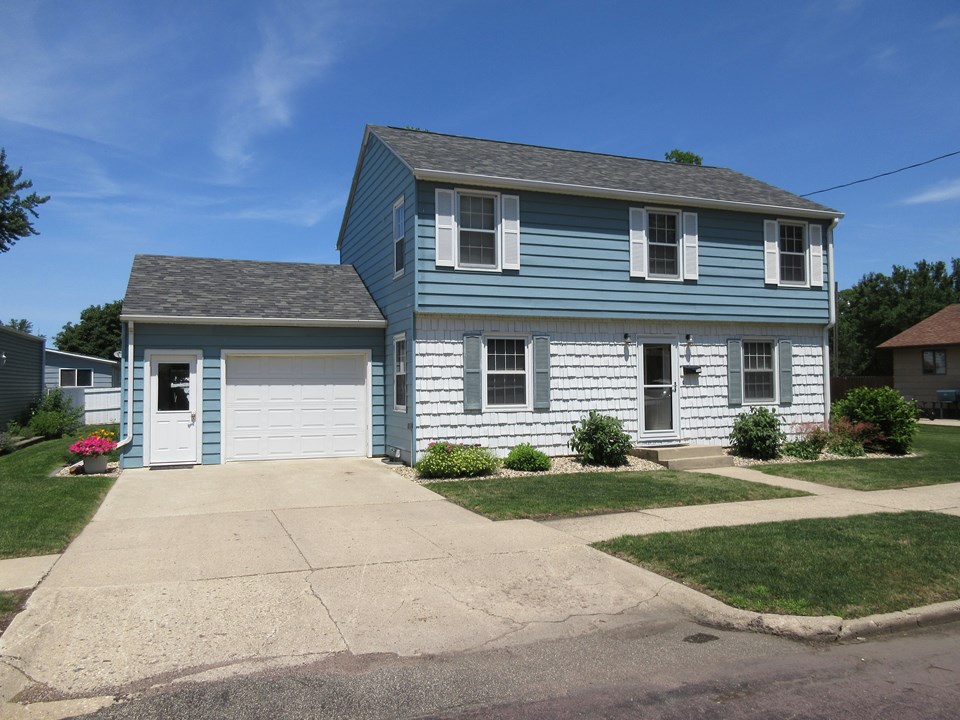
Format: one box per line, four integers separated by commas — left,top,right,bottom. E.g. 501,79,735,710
831,386,919,454
782,440,820,460
729,407,785,460
416,441,500,479
504,443,551,472
0,431,15,454
569,411,632,467
27,389,83,439
5,420,25,438
828,437,866,457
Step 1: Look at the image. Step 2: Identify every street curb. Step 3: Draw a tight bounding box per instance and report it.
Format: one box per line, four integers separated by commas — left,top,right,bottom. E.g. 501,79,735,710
648,570,960,642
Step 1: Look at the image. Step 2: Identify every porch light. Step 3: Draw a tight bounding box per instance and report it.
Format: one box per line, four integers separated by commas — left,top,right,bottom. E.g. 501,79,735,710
685,334,694,347
623,333,632,345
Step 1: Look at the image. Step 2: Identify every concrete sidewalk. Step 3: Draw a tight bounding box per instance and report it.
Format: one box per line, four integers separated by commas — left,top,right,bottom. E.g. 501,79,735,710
541,466,960,542
0,555,59,593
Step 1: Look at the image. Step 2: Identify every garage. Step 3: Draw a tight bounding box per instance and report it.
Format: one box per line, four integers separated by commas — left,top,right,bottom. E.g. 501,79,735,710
224,351,371,462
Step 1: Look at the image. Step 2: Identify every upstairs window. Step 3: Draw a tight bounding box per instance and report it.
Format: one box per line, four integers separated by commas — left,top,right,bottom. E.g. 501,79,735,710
778,222,806,285
60,368,93,387
434,189,520,272
629,208,698,281
393,197,405,277
459,193,498,269
922,349,947,375
647,211,680,278
764,219,824,288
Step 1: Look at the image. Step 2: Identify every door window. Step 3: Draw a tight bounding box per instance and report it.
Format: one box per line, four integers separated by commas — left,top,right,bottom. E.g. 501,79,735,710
157,363,191,411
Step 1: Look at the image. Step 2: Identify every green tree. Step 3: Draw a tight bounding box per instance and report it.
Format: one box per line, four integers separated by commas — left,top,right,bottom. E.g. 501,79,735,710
664,149,703,165
0,148,50,253
837,259,960,376
5,318,33,333
55,300,123,360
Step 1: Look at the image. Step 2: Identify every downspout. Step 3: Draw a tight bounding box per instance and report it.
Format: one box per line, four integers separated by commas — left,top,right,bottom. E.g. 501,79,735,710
823,218,840,426
115,321,135,450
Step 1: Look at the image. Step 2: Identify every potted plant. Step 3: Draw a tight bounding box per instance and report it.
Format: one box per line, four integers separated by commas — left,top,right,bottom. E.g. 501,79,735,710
69,429,118,475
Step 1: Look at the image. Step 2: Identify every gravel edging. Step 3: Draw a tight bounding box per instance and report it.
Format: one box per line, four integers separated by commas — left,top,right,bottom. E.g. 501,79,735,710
725,449,916,467
390,454,664,484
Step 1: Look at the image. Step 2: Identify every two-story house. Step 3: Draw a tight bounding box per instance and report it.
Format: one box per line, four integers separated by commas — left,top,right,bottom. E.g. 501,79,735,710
118,126,841,468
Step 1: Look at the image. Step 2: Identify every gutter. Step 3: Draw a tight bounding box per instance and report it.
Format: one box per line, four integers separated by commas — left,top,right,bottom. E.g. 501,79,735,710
119,315,386,328
115,321,134,450
823,218,840,424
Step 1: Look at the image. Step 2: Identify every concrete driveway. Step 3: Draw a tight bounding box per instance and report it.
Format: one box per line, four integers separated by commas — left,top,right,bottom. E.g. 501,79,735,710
0,458,682,708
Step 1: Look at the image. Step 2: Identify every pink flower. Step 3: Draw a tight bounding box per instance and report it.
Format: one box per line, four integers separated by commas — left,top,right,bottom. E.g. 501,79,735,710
69,435,118,458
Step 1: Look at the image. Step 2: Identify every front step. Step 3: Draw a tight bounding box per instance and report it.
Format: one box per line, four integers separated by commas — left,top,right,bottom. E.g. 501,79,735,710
631,444,734,470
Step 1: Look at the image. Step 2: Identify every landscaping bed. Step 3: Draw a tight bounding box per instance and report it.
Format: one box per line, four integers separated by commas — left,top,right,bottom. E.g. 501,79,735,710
595,511,960,618
391,453,663,483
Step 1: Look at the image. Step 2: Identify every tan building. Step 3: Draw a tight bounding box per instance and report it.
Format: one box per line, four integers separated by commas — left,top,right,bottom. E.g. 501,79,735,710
878,304,960,410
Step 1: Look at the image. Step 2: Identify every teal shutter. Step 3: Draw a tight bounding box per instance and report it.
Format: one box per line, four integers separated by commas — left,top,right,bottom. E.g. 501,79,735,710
464,334,482,412
727,339,743,406
533,335,550,411
779,339,793,404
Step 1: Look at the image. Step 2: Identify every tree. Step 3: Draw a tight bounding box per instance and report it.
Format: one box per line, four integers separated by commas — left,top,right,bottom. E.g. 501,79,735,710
0,148,50,253
55,300,123,361
664,149,703,166
5,318,33,334
836,258,960,376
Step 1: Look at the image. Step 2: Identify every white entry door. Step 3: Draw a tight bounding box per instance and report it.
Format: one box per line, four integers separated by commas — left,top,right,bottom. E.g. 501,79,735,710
148,353,200,465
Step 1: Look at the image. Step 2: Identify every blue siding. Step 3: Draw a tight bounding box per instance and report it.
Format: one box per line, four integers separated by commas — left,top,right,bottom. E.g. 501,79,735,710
340,134,417,463
121,324,385,469
0,328,44,425
416,183,831,324
44,353,118,389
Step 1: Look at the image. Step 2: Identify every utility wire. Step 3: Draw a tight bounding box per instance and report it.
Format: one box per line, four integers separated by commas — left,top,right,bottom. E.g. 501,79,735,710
801,149,960,197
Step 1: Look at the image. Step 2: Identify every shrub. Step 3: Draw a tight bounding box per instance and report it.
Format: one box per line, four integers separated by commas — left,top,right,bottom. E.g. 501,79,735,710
829,437,866,457
0,432,15,454
504,443,551,472
782,439,820,460
831,386,919,454
795,422,830,454
829,417,884,449
5,420,25,438
416,441,500,479
27,389,83,439
729,407,785,460
568,411,632,467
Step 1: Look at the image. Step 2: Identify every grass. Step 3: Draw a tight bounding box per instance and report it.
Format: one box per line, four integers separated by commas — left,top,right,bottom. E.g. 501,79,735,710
595,512,960,618
0,426,117,559
424,470,808,520
0,590,27,636
758,425,960,491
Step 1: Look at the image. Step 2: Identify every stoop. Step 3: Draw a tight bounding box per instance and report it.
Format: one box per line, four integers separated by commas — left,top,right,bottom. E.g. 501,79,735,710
632,444,734,470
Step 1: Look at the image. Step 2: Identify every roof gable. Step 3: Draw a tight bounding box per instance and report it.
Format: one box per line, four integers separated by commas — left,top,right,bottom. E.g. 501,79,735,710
878,304,960,348
46,349,117,366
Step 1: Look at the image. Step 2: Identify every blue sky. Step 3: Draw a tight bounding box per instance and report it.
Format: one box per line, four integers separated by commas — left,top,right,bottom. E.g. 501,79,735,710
1,0,958,341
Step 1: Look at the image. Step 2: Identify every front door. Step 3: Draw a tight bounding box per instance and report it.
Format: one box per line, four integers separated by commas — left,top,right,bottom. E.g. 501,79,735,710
639,342,679,441
148,353,200,465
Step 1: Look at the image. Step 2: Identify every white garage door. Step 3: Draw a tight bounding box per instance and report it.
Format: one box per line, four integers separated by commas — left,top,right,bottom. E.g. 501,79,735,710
224,353,368,461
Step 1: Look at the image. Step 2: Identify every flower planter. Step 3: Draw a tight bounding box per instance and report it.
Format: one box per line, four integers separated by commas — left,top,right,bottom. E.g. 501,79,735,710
83,455,109,475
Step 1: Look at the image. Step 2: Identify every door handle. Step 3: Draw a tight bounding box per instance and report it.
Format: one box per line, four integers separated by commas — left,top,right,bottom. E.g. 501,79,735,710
191,412,196,423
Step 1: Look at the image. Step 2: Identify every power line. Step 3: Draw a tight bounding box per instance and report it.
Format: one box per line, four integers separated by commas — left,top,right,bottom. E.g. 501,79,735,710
801,150,960,197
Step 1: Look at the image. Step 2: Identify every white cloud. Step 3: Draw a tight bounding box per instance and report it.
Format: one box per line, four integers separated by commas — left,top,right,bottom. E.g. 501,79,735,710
902,179,960,205
933,14,960,30
219,193,345,228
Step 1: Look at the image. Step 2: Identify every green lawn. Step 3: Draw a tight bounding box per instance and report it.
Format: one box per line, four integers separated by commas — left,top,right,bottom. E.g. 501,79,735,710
0,428,117,559
424,470,808,521
596,512,960,618
758,425,960,491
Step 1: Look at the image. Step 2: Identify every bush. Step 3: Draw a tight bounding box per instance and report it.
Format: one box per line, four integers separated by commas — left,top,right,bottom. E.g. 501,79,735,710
504,443,551,472
5,420,25,438
0,432,16,454
782,439,820,460
569,411,632,467
729,407,785,460
828,437,866,457
416,442,500,479
831,386,919,454
27,389,83,439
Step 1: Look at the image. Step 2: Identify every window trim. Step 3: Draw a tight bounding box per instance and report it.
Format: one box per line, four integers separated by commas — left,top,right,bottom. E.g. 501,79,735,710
922,348,947,375
777,220,809,288
60,367,94,388
482,334,531,411
393,196,405,279
645,208,683,281
741,338,777,404
393,333,407,413
455,189,502,272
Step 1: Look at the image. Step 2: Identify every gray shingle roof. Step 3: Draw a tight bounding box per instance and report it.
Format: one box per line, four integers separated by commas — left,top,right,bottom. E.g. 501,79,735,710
369,125,839,216
122,255,385,324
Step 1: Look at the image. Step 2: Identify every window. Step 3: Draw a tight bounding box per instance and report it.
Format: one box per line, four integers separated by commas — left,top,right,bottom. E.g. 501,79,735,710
647,211,680,278
742,341,775,402
435,189,519,271
393,197,405,277
778,222,806,285
394,335,407,411
60,368,93,387
628,208,698,281
458,192,498,268
486,337,527,406
922,349,947,375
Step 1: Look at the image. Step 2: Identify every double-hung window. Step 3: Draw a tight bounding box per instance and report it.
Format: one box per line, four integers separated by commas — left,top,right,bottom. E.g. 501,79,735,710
60,368,93,387
778,222,806,285
742,341,775,402
629,208,699,281
922,349,947,375
764,219,824,288
647,211,680,279
394,335,407,412
393,197,405,277
434,189,520,272
486,337,527,407
458,193,498,269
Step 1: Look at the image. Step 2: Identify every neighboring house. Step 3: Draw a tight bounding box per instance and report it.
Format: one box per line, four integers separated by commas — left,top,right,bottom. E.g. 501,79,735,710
45,349,119,390
0,326,45,427
118,126,842,469
877,304,960,407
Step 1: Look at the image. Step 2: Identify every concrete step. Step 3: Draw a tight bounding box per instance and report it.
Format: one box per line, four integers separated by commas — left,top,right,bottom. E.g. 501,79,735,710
631,444,727,462
661,455,736,471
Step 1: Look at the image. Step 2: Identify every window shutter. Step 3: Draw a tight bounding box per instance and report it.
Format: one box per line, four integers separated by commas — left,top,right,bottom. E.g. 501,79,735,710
533,335,550,411
463,334,482,412
808,224,824,288
763,220,779,285
682,212,699,281
727,339,743,406
501,194,520,270
629,208,647,278
435,189,456,268
778,339,793,404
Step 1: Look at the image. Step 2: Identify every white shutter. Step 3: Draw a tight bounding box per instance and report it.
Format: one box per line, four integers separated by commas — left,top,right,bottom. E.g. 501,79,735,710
808,223,824,288
629,208,647,278
682,212,699,281
501,194,520,270
435,189,456,268
763,220,779,285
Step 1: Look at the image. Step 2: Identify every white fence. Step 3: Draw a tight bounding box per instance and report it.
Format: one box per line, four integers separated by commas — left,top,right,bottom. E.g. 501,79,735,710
59,387,121,425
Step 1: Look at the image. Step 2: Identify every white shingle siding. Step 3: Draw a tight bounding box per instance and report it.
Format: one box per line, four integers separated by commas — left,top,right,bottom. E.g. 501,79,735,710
414,315,825,459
